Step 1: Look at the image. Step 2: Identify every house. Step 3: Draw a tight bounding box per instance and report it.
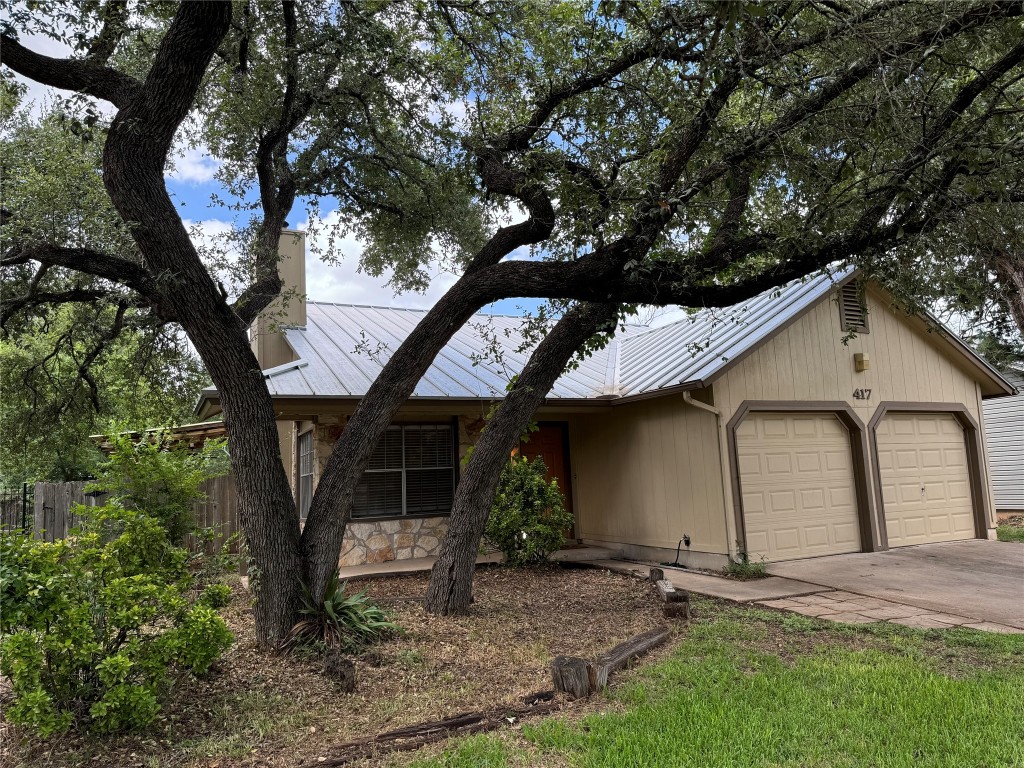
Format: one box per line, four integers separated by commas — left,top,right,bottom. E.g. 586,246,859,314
982,367,1024,519
196,231,1015,567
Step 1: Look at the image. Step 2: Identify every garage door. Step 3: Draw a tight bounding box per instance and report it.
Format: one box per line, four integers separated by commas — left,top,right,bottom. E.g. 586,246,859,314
875,413,976,547
737,413,861,561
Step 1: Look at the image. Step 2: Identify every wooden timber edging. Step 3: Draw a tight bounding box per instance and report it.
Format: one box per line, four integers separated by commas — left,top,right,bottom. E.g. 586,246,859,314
295,691,560,767
551,625,672,699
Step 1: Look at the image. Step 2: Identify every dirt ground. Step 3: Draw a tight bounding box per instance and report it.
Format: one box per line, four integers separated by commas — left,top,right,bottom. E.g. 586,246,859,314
1,564,673,768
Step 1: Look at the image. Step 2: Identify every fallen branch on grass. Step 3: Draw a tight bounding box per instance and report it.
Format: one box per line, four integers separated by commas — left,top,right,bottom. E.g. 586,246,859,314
296,691,560,767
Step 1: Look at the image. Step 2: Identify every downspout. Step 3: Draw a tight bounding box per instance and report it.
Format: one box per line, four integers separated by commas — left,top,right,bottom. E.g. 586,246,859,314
681,391,739,563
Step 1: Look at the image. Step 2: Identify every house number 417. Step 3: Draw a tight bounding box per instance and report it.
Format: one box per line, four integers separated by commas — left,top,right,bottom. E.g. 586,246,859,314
852,388,872,400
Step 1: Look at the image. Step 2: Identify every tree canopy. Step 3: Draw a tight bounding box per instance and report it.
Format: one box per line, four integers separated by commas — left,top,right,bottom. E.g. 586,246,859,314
0,90,205,483
2,0,1022,640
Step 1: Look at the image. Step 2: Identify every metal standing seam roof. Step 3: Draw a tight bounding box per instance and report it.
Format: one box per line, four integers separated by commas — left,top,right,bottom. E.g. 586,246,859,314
237,267,861,403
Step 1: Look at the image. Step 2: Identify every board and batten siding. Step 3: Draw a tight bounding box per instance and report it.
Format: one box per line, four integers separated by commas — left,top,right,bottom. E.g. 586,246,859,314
713,286,998,537
569,397,729,554
982,369,1024,512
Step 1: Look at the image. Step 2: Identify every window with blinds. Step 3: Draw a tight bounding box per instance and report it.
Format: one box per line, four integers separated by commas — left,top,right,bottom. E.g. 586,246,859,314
352,424,455,519
839,283,869,333
298,430,314,519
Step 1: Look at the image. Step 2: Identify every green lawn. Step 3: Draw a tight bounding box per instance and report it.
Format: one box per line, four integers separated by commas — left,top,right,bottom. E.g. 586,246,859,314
996,524,1024,543
407,603,1024,768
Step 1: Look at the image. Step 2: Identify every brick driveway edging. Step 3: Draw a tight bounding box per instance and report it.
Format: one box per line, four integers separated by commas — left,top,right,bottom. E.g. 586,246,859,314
758,590,1023,633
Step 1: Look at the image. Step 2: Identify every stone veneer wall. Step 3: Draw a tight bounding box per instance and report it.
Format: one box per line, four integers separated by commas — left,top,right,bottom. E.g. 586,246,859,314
339,517,450,566
307,413,487,567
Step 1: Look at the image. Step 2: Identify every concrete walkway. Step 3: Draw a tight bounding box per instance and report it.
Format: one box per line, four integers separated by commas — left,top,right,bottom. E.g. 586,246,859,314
588,560,825,602
587,557,1023,634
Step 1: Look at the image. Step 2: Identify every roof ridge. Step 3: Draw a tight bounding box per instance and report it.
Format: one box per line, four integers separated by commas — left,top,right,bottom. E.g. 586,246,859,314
307,300,527,319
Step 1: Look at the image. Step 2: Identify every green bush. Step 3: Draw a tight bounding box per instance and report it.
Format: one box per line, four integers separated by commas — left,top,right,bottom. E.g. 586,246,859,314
282,572,399,654
0,504,233,736
198,582,233,609
485,455,573,566
89,429,230,543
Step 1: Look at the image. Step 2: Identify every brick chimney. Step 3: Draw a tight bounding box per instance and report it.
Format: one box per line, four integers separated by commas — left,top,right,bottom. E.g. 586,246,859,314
249,228,306,370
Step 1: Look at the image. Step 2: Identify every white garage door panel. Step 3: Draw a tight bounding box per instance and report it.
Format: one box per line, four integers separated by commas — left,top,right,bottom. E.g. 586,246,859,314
876,413,976,547
738,413,861,562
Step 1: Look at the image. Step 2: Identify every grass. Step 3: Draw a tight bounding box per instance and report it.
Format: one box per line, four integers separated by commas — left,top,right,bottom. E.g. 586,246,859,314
721,558,768,580
178,689,314,761
996,524,1024,542
412,601,1024,768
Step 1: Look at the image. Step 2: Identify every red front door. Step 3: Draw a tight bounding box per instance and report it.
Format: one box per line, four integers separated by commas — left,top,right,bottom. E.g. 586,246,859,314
519,422,575,540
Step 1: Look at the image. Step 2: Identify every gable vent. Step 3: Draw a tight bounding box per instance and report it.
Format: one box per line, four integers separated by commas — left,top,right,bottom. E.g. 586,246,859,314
839,283,869,333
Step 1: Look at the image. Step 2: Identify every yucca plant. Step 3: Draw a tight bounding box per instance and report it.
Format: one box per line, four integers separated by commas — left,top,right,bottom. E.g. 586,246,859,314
281,572,399,653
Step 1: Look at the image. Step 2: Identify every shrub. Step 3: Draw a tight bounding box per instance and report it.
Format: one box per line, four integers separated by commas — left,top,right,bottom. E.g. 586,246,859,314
198,582,233,609
282,572,399,654
89,429,230,543
485,455,573,566
0,504,233,736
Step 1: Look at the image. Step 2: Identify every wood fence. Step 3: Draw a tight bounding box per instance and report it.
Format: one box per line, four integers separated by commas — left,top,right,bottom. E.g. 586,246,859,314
33,475,240,555
33,482,107,541
185,474,241,555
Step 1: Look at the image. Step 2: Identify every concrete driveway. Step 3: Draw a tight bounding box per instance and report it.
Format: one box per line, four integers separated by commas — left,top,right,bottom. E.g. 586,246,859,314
767,540,1024,629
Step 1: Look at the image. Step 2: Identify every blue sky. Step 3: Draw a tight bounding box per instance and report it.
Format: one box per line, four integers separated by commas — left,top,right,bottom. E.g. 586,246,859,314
14,28,541,317
166,164,541,317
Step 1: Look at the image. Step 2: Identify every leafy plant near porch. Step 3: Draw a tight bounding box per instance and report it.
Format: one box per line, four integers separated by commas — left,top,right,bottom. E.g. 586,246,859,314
485,456,573,567
281,572,399,654
0,504,233,737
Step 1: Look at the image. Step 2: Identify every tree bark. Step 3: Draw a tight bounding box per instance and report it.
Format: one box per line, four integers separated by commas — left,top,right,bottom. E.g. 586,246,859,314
423,302,619,615
991,249,1024,337
95,2,304,646
299,275,504,597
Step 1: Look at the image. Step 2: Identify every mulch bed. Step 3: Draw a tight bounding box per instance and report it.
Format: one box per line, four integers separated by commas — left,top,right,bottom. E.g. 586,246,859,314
2,564,671,768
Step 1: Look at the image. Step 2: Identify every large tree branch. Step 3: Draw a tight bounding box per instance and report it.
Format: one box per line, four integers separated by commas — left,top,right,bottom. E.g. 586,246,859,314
663,0,1024,219
1,244,161,303
0,287,120,328
85,0,131,65
0,34,140,108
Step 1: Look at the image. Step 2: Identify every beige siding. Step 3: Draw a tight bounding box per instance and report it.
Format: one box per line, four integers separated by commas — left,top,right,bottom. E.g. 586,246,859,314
569,397,729,554
714,287,996,534
715,289,988,426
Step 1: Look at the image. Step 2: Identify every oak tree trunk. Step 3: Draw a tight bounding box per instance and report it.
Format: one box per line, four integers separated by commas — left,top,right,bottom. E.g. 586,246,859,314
992,250,1024,337
95,2,304,646
299,275,502,598
423,302,618,615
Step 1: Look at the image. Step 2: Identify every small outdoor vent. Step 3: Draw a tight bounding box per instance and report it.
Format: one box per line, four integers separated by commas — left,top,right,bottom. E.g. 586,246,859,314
839,282,869,333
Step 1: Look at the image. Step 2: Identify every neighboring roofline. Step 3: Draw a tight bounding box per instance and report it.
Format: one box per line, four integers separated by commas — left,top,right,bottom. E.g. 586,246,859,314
91,420,227,452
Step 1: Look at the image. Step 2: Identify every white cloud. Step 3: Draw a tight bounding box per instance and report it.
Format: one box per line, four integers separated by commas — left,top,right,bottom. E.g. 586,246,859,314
185,212,460,310
298,210,458,308
167,146,221,184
